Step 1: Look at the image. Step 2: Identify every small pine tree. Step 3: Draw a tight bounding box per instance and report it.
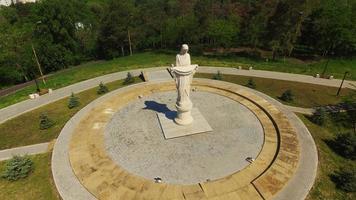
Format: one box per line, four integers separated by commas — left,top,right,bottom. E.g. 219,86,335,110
213,71,223,80
1,155,33,181
39,113,54,130
246,78,256,89
331,167,356,192
280,90,294,102
68,92,80,109
311,107,327,126
124,72,135,85
97,82,109,95
334,132,356,160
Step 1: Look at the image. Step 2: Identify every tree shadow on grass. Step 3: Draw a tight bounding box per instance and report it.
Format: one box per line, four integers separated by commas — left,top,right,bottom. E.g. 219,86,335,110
143,101,176,120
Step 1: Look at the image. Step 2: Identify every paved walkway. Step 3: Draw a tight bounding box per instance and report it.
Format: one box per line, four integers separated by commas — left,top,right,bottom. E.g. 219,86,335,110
198,66,356,90
0,142,50,161
1,66,353,124
284,105,314,115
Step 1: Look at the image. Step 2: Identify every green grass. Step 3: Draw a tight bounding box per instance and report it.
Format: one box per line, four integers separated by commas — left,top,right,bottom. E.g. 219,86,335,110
0,153,60,200
0,52,173,109
193,55,356,80
0,78,142,150
196,73,356,108
0,52,355,109
299,114,356,200
0,52,356,108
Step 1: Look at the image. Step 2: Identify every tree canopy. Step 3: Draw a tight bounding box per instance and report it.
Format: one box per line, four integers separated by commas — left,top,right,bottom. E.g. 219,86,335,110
0,0,355,86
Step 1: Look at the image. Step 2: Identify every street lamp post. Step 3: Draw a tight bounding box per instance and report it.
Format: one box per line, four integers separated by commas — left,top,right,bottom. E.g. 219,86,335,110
321,52,334,78
337,71,349,96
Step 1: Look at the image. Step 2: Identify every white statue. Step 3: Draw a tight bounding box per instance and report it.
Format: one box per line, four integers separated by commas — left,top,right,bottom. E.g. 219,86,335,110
176,44,191,67
171,44,198,125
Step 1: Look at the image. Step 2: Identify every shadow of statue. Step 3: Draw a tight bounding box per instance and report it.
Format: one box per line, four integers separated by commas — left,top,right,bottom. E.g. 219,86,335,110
143,101,176,120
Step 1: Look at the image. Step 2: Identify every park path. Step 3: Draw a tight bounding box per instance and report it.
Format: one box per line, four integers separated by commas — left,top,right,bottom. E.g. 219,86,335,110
0,66,353,124
0,142,50,161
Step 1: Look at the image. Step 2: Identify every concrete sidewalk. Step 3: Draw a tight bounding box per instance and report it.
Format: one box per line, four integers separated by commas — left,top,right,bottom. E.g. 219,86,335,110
0,142,50,161
199,66,356,90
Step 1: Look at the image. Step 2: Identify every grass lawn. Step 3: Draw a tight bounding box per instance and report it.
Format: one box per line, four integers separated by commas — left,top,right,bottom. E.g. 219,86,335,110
0,52,355,109
0,153,60,200
0,78,142,150
0,52,173,109
194,55,356,81
300,114,356,200
196,73,356,108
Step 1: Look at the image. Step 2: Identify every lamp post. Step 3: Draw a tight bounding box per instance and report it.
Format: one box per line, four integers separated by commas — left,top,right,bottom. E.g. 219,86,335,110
321,51,334,78
32,21,46,85
337,71,349,96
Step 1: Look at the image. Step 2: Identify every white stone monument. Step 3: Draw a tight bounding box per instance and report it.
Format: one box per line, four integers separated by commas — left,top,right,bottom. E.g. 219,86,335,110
157,44,212,139
171,44,198,125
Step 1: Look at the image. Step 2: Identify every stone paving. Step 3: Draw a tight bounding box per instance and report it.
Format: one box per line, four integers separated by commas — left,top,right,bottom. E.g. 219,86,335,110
105,91,264,185
50,79,317,200
0,142,50,161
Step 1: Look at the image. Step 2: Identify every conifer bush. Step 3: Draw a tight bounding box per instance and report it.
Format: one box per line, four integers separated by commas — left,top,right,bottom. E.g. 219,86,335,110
124,72,135,85
311,107,327,126
97,82,109,95
331,167,356,192
333,132,356,160
1,155,33,181
246,78,256,89
213,71,223,80
280,90,294,102
39,113,54,130
68,92,80,109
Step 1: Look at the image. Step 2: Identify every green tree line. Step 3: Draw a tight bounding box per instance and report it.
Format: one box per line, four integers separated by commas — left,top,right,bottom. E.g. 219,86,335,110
0,0,355,86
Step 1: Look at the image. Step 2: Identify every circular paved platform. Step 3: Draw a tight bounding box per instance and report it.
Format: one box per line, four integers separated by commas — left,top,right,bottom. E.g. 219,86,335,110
52,78,317,200
105,91,264,185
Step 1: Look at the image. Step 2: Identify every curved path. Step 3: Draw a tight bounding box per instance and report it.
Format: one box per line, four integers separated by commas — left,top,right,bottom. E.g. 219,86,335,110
0,66,354,124
52,79,317,200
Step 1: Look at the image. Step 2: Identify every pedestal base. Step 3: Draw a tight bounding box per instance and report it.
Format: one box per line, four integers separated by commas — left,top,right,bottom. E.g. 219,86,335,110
157,108,213,139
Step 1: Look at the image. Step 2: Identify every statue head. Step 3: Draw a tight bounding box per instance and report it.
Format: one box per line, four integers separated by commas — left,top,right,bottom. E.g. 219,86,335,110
180,44,189,54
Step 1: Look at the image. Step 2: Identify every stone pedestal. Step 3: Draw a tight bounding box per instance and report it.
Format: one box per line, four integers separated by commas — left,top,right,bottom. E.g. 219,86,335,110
171,65,198,125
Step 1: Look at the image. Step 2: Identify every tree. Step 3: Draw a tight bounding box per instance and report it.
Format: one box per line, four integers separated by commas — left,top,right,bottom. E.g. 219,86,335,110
1,155,33,181
333,132,356,160
280,90,294,102
311,107,327,126
246,78,256,89
331,167,356,192
207,18,239,47
300,0,356,56
213,71,223,80
68,92,80,109
97,82,109,94
97,0,136,59
39,113,54,130
124,72,135,85
34,0,92,71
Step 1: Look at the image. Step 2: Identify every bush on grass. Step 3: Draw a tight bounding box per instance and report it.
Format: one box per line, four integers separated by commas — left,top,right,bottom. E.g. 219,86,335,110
124,72,135,85
97,82,109,95
333,132,356,160
331,167,356,192
213,71,223,80
246,78,256,89
1,155,33,181
311,107,327,126
68,92,80,109
39,113,54,130
280,89,294,102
